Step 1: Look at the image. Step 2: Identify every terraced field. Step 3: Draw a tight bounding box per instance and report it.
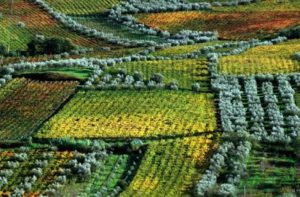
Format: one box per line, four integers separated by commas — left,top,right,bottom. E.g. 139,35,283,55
137,11,300,40
36,90,217,139
95,58,210,90
0,0,120,51
219,39,300,75
0,78,78,141
45,0,122,15
1,0,300,196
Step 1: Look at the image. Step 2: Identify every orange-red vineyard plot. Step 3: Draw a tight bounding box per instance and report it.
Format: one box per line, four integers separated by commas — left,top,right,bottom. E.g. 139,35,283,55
137,11,300,40
0,78,78,141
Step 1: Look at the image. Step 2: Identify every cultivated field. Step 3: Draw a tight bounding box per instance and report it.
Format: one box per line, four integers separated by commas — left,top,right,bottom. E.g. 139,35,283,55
37,90,217,139
0,0,300,196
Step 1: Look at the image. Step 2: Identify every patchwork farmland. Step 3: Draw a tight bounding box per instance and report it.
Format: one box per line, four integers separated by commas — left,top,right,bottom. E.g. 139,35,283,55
0,0,300,196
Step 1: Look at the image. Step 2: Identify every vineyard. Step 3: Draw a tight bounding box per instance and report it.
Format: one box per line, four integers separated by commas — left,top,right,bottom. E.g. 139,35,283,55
0,78,78,141
219,39,300,75
44,0,121,15
137,11,300,39
0,0,121,51
36,90,217,139
0,140,143,196
238,143,300,196
92,58,210,90
0,0,300,196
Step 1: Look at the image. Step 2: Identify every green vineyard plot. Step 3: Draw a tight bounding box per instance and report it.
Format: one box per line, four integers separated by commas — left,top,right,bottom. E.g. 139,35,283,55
0,141,144,196
238,143,300,196
0,0,119,51
99,58,210,90
71,15,165,43
44,0,122,15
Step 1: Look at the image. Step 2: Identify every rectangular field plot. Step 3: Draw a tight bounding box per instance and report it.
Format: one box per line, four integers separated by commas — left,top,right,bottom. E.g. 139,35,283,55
150,41,226,57
97,58,209,90
0,0,117,51
36,90,217,139
136,11,300,40
45,0,121,15
0,143,142,196
0,78,78,141
238,143,300,196
219,39,300,75
121,135,218,196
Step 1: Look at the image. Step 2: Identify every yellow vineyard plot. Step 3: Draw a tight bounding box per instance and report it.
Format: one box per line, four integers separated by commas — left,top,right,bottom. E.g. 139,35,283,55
36,90,217,139
121,135,218,197
219,39,300,75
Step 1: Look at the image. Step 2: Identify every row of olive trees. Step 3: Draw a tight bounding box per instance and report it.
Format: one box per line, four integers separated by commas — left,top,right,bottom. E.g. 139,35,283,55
109,0,256,16
32,0,157,47
107,0,256,38
0,145,108,196
212,74,299,143
92,71,176,90
0,155,22,189
195,131,251,197
211,0,255,7
12,164,47,196
0,149,37,196
108,0,211,38
206,36,287,76
244,77,267,140
83,68,200,92
41,150,107,196
181,40,262,60
0,51,167,90
214,76,248,132
278,76,300,137
261,81,291,143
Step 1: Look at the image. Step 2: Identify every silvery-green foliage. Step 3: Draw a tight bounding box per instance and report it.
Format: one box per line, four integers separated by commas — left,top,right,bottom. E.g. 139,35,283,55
219,183,236,196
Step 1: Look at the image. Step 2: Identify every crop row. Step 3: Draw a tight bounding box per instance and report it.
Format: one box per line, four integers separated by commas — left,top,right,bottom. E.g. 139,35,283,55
237,142,300,196
85,58,210,91
195,131,251,196
0,0,114,51
122,135,218,197
219,39,300,75
136,10,300,40
213,74,300,143
36,90,217,139
0,78,78,141
44,0,121,15
0,145,107,196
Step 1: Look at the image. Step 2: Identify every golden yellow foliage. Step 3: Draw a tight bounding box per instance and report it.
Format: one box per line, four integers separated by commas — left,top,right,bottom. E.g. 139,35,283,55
121,135,218,197
219,39,300,75
36,90,217,139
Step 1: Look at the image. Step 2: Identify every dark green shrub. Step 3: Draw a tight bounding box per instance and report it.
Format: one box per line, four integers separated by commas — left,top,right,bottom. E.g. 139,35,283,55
0,43,7,56
27,37,75,56
279,25,300,39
